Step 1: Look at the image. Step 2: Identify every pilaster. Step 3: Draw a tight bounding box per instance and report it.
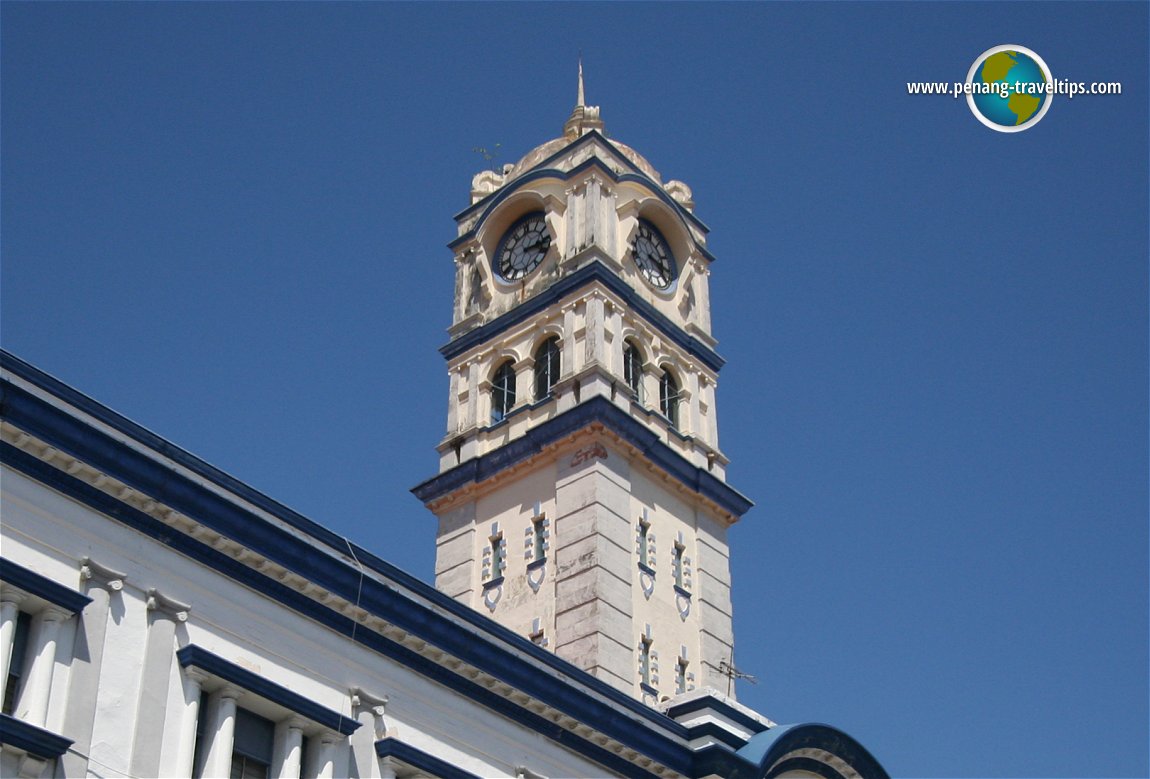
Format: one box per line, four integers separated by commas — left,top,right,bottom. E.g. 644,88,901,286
129,588,191,777
59,558,126,779
552,441,634,693
348,688,388,779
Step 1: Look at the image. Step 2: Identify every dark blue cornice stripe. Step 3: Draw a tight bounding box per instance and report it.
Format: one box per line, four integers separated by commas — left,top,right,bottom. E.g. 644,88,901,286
0,372,685,740
438,262,725,373
767,756,846,779
684,720,751,750
0,370,694,773
374,737,483,778
176,645,359,736
689,742,759,779
412,395,753,519
0,713,74,759
0,444,682,777
0,350,359,555
453,130,711,239
664,695,770,736
738,723,890,779
0,558,91,615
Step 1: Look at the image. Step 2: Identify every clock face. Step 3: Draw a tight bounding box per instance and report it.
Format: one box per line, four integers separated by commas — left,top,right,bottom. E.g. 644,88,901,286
632,222,676,289
496,214,552,281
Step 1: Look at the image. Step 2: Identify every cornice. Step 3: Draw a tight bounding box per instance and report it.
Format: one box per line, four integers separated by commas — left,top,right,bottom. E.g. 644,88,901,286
0,359,693,777
177,645,360,736
0,557,91,615
0,713,73,760
439,263,726,373
412,395,753,521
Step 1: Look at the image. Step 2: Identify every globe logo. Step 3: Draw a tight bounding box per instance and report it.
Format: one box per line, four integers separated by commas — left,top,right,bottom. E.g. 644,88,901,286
966,45,1054,132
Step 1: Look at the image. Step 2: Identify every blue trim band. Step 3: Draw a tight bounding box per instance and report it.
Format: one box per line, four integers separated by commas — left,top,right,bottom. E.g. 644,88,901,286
767,756,845,779
0,350,361,556
176,645,359,736
412,396,753,519
453,130,711,240
0,713,73,759
439,261,725,373
374,737,483,779
685,720,749,750
0,357,693,775
690,742,758,778
0,558,91,615
0,443,680,776
664,694,770,736
737,723,890,779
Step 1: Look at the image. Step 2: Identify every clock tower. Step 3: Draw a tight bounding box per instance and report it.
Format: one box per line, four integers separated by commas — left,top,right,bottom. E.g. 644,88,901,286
413,72,752,706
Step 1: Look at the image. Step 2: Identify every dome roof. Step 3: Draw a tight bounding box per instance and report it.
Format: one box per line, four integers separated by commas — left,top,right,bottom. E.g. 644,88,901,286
506,133,662,184
504,64,662,184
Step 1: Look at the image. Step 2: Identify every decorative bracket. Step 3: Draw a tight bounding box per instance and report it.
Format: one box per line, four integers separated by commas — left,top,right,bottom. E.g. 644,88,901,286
146,588,191,622
79,557,127,592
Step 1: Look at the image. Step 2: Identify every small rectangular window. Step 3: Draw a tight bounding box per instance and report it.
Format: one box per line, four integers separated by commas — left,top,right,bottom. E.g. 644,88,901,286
490,535,505,579
638,518,651,568
531,517,546,563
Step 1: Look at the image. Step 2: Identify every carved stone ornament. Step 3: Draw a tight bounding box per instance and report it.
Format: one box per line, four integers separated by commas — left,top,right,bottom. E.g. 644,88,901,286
676,591,691,620
639,569,655,600
146,588,191,622
527,563,545,594
678,277,696,320
350,687,389,738
79,557,127,592
483,583,502,612
569,443,608,467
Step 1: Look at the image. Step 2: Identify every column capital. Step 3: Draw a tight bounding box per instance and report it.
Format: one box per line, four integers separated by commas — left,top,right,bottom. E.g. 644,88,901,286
316,729,341,746
216,684,245,702
285,716,309,732
79,557,127,592
184,667,211,686
0,586,32,607
146,588,191,623
39,605,72,624
349,687,388,718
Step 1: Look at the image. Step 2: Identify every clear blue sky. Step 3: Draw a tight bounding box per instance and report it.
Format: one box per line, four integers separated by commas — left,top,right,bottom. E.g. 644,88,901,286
2,3,1146,777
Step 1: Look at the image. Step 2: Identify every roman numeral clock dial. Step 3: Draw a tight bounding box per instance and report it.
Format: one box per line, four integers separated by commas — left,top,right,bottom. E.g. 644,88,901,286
632,221,676,289
496,214,552,281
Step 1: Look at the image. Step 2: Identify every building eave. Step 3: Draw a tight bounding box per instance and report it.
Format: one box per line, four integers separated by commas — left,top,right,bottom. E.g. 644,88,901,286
0,350,697,777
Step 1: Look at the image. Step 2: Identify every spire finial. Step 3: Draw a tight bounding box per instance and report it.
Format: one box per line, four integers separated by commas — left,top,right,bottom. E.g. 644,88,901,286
577,56,585,107
563,57,604,140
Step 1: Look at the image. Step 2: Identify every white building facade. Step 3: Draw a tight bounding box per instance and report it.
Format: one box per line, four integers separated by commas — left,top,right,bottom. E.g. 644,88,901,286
0,83,888,779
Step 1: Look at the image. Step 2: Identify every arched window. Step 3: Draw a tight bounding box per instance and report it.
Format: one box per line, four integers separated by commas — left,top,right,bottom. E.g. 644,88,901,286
491,360,516,423
534,337,561,401
659,368,680,428
623,341,644,401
